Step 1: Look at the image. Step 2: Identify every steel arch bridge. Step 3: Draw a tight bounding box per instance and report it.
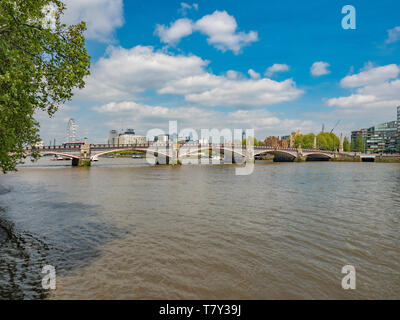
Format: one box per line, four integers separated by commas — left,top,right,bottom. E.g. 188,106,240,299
23,143,340,166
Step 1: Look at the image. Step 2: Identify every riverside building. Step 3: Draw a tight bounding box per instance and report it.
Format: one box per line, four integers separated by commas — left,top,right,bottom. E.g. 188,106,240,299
365,121,398,154
108,129,147,145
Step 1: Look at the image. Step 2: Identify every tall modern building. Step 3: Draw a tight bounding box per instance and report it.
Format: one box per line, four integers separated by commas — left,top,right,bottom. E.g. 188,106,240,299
108,130,118,145
351,106,400,154
365,121,398,154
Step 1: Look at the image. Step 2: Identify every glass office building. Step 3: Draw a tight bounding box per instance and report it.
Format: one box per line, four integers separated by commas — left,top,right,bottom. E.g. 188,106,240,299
365,121,398,154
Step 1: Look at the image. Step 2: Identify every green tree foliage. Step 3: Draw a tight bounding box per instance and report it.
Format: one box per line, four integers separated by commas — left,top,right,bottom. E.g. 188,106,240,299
355,135,364,152
0,0,90,173
282,132,340,151
292,133,316,149
343,137,350,152
242,137,261,146
316,132,340,151
301,133,315,149
317,135,328,150
294,134,303,148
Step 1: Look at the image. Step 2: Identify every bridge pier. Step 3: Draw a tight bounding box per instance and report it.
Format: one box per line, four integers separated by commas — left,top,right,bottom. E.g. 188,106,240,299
78,159,91,167
222,150,233,164
232,154,236,164
72,158,79,166
154,143,180,165
75,143,91,167
165,142,181,165
72,158,79,167
296,145,306,162
155,154,170,165
247,145,255,164
154,151,164,165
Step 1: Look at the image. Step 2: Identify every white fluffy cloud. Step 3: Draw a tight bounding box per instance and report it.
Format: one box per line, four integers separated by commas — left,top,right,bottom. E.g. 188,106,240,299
248,69,261,79
265,64,290,77
226,70,239,80
62,0,124,42
327,64,400,110
181,77,302,107
155,18,193,45
194,11,258,54
179,2,199,15
77,45,303,108
155,10,258,54
92,101,316,138
77,45,207,101
94,101,209,122
385,26,400,44
310,61,330,76
340,64,400,88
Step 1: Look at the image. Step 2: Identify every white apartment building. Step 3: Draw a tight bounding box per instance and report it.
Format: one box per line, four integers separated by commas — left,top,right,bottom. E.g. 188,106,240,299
118,134,146,145
156,134,169,143
108,129,147,145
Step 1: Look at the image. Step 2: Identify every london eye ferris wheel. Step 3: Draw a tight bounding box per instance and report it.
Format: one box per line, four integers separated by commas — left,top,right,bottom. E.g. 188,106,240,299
66,118,78,143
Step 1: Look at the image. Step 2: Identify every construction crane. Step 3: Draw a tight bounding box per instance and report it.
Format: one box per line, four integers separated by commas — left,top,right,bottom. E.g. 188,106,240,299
330,120,341,133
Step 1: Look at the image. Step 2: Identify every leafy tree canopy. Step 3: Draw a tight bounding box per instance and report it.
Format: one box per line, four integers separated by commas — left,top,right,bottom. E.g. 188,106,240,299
295,133,315,149
242,137,262,146
304,133,315,149
355,135,364,153
294,134,303,148
343,137,350,152
0,0,90,173
292,132,341,150
316,132,340,151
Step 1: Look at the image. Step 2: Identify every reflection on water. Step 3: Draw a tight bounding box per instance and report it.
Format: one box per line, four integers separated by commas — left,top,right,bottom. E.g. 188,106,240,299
0,166,127,299
1,158,399,299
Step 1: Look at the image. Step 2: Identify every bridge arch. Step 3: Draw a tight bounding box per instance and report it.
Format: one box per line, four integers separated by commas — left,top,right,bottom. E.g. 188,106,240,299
254,149,297,161
180,146,247,158
90,148,171,161
303,152,333,161
25,151,81,159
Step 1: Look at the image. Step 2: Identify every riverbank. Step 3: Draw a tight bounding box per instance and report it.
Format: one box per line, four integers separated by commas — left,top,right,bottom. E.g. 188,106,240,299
374,156,400,163
331,155,400,163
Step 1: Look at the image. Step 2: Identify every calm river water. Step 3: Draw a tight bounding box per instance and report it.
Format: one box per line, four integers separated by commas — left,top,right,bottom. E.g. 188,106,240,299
0,158,399,299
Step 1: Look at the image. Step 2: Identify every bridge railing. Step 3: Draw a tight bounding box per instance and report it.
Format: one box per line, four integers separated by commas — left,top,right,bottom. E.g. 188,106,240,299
25,145,83,151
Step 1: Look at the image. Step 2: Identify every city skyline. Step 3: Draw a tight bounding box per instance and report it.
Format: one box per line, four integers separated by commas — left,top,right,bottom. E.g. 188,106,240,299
51,106,400,150
36,0,400,144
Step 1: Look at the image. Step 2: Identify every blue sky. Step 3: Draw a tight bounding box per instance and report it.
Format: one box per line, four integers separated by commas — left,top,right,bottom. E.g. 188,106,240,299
38,0,400,143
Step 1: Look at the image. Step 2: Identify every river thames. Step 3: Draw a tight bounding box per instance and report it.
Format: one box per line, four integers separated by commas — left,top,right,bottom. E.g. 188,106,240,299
0,158,399,299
